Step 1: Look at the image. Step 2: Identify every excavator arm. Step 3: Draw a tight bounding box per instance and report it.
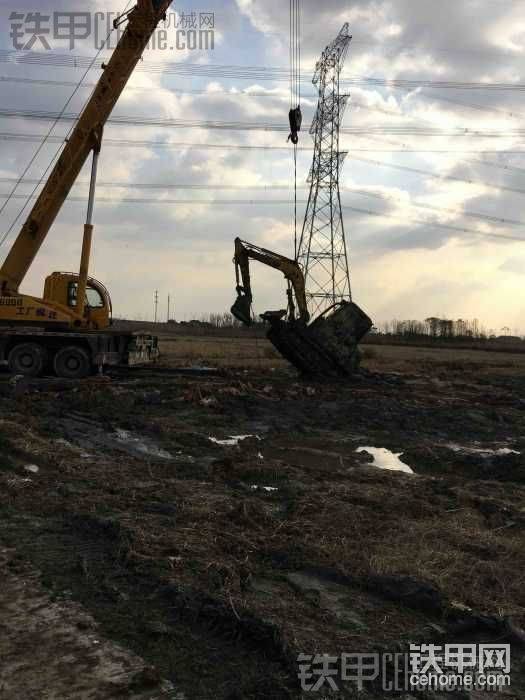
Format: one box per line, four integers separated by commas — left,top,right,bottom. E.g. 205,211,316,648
231,237,310,326
0,0,172,295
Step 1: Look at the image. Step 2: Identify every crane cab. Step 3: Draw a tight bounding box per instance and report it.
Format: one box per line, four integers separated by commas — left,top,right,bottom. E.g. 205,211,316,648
43,272,112,330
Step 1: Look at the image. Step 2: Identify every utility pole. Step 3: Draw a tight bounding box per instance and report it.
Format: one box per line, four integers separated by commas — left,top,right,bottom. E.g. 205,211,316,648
167,294,170,322
297,24,352,318
154,290,158,323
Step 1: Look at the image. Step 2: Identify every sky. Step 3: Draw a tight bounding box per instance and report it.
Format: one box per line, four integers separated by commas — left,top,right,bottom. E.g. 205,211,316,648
0,0,524,333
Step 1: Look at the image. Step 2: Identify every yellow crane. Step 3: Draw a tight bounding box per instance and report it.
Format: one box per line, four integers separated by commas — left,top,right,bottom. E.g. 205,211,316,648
0,0,172,378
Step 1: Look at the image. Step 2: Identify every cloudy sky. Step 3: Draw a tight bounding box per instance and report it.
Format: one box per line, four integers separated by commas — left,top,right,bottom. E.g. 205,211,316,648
0,0,524,333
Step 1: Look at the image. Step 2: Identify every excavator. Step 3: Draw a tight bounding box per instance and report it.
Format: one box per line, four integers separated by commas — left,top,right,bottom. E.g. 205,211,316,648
0,0,172,378
231,237,372,377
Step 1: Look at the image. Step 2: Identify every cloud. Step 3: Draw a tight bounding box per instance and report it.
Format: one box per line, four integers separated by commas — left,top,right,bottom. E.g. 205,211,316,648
0,0,524,331
500,256,525,275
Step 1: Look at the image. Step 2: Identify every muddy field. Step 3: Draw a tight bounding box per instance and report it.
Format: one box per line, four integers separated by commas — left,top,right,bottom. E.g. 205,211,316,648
1,338,525,699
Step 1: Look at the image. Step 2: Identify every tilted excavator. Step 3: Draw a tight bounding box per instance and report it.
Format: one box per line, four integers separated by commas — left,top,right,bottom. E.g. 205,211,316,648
0,0,172,378
231,237,372,378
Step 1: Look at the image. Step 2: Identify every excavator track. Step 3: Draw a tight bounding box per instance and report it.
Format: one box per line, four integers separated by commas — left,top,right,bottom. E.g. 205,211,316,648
266,301,372,378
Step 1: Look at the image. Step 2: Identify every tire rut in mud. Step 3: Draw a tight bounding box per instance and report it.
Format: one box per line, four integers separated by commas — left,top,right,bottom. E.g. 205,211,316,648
1,511,297,700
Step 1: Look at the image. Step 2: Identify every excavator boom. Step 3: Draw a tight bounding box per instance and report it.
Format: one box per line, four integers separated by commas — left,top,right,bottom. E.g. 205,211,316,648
0,0,172,294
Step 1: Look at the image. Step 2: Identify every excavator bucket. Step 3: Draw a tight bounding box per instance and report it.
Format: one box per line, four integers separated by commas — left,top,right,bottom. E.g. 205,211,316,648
231,293,253,326
266,301,372,378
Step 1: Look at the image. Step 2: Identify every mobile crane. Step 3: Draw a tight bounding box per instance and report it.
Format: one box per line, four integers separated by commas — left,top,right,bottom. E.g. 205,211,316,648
231,238,372,378
0,0,172,378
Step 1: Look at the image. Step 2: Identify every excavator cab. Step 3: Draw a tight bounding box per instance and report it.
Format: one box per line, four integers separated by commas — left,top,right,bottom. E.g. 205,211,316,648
43,272,112,329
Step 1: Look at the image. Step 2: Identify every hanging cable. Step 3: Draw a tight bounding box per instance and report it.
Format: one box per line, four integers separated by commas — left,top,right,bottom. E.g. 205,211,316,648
294,0,298,260
288,0,301,259
289,0,293,112
287,1,301,145
293,142,298,259
296,0,300,108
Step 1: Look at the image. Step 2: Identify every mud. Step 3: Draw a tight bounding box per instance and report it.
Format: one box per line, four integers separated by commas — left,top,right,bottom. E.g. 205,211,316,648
0,355,524,699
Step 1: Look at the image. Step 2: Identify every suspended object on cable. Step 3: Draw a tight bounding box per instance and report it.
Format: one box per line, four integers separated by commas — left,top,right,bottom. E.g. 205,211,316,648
287,0,301,144
287,105,302,144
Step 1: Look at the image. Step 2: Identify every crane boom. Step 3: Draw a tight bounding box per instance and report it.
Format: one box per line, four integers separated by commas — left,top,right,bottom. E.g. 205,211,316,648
0,0,172,294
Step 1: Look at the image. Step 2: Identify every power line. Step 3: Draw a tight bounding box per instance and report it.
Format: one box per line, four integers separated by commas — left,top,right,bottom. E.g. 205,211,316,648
0,131,310,150
0,49,106,220
2,131,525,201
1,192,523,244
3,55,523,129
0,0,133,247
477,159,525,176
344,203,525,243
2,130,525,201
0,75,311,100
1,131,524,154
347,187,525,228
9,72,517,130
2,50,525,91
2,73,522,125
348,155,525,198
350,37,518,61
2,175,523,228
1,108,524,137
392,84,523,122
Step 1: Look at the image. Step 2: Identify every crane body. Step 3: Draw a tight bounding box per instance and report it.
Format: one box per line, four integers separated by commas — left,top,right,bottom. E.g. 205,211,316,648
231,237,372,378
0,0,171,377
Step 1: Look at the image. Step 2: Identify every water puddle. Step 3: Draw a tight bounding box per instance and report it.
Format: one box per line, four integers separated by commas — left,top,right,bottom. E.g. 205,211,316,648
209,435,260,447
7,476,32,488
446,443,520,457
287,571,367,629
356,447,414,474
24,464,39,474
60,417,178,462
54,438,74,449
173,450,196,464
113,429,173,460
250,484,278,492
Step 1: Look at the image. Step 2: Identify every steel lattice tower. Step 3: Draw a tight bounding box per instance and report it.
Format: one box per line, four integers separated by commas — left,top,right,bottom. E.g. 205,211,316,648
297,24,352,318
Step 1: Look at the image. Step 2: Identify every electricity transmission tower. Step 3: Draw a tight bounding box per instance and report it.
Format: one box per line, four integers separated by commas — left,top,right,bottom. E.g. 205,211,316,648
297,24,352,318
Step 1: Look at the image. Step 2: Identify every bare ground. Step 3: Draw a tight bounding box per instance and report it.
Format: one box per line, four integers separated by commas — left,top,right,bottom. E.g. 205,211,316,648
1,339,525,699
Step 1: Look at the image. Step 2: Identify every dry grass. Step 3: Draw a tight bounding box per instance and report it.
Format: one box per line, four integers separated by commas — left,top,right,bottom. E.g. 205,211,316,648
157,334,286,369
157,332,525,374
363,344,525,375
2,347,525,695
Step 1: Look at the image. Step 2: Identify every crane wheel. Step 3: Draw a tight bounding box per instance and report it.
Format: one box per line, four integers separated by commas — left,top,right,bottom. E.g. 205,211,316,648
8,343,47,377
53,346,92,379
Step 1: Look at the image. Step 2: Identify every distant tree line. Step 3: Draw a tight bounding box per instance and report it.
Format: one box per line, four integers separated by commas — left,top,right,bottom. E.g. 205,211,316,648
189,314,523,340
126,309,522,342
375,317,522,340
199,312,243,329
